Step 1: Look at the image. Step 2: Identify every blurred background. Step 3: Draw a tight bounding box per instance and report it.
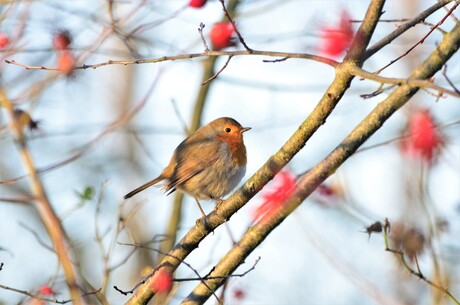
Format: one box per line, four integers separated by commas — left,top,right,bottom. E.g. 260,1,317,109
0,0,459,304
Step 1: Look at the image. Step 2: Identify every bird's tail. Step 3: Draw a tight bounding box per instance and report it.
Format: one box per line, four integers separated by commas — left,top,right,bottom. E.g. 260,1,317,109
123,176,164,199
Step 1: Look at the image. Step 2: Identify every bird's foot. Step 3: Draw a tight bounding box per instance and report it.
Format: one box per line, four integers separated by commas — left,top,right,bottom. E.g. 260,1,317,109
214,199,224,212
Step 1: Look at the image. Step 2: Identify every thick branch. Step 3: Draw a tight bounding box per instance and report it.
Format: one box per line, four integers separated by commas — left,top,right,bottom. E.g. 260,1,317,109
345,0,385,63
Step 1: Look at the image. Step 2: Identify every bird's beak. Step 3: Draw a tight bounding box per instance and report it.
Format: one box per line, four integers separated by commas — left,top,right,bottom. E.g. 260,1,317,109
240,127,251,133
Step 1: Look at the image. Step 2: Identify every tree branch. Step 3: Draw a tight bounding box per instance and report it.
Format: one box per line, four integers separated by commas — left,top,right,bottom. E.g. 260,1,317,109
349,65,460,98
5,50,338,71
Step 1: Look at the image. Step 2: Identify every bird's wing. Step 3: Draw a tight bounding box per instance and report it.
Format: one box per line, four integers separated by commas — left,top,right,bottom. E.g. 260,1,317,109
166,138,224,192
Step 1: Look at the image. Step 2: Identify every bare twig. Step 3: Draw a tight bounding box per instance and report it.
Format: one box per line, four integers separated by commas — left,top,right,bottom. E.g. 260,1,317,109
360,84,395,99
3,60,62,71
127,3,187,37
263,57,288,63
202,55,233,85
5,49,338,71
96,185,153,295
170,99,190,135
352,18,448,34
443,2,460,22
174,257,261,282
365,0,455,59
18,222,55,253
382,219,460,305
298,217,403,305
116,241,222,303
106,0,117,30
218,0,252,52
0,284,101,305
198,23,210,52
442,65,460,94
94,182,113,295
349,65,460,98
374,2,459,74
0,196,34,204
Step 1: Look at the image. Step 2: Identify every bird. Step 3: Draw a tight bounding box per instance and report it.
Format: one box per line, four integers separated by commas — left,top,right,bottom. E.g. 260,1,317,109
124,117,250,217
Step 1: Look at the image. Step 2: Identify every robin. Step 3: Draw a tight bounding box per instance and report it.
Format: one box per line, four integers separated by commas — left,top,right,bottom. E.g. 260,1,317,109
124,117,250,217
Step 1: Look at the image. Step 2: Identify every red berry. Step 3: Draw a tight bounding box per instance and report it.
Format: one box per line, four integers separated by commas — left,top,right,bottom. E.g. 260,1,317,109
209,22,234,50
317,183,335,197
53,30,72,51
189,0,207,8
233,288,245,300
319,10,354,57
38,285,55,296
401,109,443,163
251,171,296,221
57,50,75,75
0,33,9,48
152,270,173,293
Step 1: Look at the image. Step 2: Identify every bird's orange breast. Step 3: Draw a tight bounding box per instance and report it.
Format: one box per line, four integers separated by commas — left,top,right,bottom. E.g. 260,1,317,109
219,135,247,167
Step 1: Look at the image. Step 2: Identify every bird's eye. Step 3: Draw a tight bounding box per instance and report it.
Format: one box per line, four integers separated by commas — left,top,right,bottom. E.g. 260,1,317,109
224,127,232,133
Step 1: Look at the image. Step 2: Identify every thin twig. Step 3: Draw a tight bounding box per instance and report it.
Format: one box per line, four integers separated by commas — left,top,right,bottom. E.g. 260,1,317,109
374,2,459,74
18,222,55,253
218,0,252,52
263,57,288,63
352,18,412,23
383,220,460,305
127,3,187,37
202,55,233,85
0,284,101,305
5,49,338,71
349,65,460,98
442,65,460,94
94,182,113,295
198,22,210,52
106,0,116,30
360,84,396,99
170,98,190,135
3,60,62,71
116,241,222,303
174,257,261,282
0,196,35,204
352,18,448,34
364,0,455,59
444,2,460,22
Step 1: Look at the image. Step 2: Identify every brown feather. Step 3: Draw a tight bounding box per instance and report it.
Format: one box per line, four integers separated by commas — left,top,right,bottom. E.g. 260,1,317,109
123,175,164,199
